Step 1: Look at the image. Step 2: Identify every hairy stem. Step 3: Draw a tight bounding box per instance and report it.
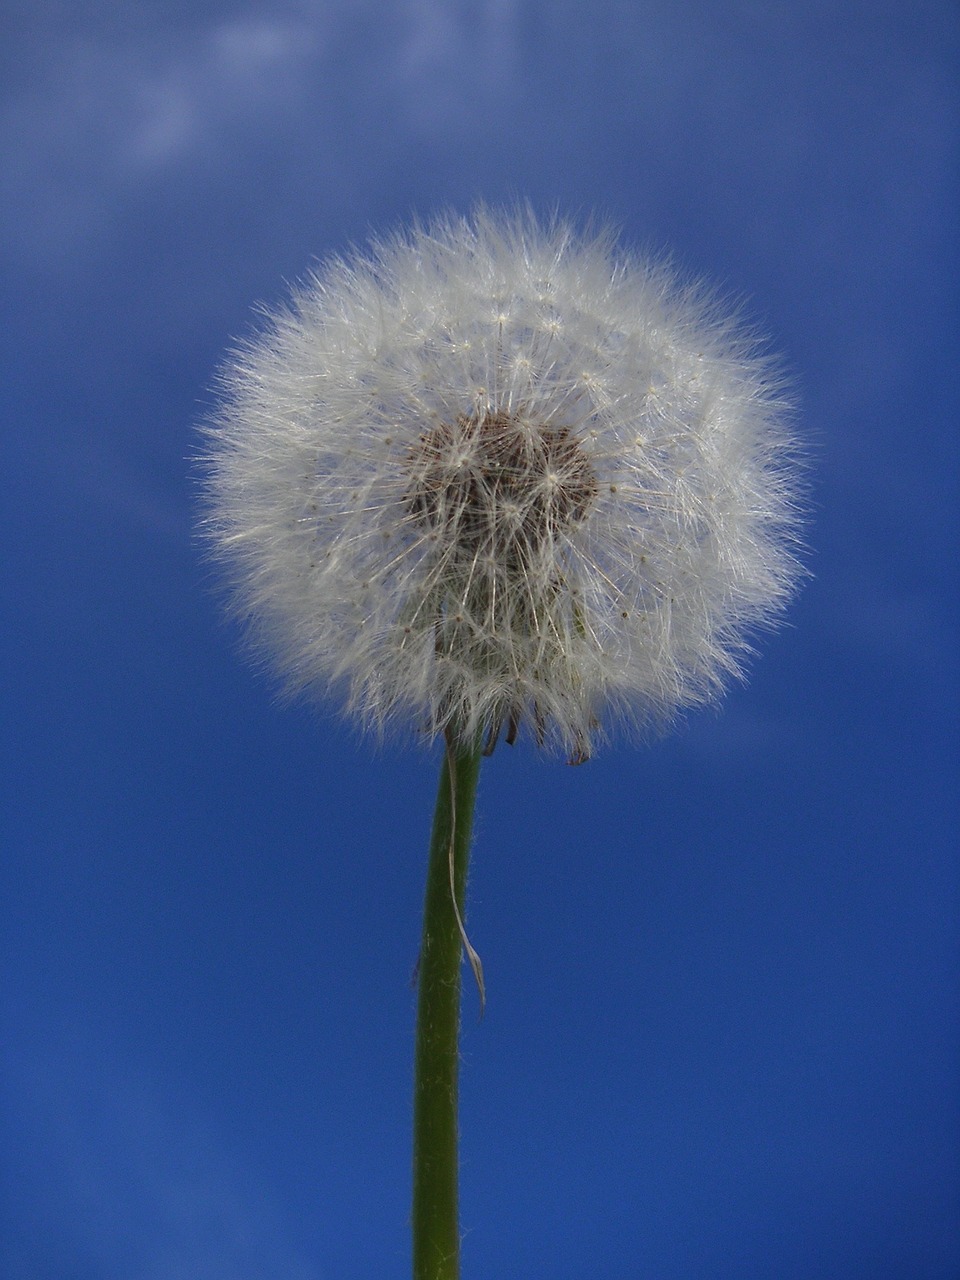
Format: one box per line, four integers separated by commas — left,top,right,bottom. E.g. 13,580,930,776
412,730,483,1280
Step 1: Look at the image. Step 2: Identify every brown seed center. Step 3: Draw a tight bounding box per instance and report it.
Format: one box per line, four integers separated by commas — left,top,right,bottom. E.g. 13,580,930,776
409,410,596,560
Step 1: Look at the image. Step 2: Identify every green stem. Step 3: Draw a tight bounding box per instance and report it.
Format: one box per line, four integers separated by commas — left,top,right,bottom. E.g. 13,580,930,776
412,730,483,1280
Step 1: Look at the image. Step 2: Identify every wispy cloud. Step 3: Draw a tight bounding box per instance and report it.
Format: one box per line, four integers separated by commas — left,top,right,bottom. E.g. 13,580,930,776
0,3,529,267
4,1016,320,1279
0,14,320,263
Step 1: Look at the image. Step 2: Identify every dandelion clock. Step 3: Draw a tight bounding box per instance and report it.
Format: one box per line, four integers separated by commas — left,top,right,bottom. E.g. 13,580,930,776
199,207,805,1279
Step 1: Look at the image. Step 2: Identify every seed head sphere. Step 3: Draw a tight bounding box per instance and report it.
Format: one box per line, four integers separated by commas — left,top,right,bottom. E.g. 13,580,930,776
201,208,804,760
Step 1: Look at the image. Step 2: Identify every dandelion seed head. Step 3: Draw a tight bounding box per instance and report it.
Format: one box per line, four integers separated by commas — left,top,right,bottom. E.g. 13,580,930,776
200,207,805,758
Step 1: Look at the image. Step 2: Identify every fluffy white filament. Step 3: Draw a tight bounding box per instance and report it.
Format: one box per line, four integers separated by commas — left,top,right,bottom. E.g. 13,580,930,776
200,208,804,759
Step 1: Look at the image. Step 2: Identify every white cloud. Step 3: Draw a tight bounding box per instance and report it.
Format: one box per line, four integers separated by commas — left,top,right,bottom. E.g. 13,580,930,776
6,1016,322,1279
0,15,321,263
394,0,521,126
124,18,320,168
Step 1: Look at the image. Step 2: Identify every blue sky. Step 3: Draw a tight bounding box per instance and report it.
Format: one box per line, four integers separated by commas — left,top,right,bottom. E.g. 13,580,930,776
2,3,958,1277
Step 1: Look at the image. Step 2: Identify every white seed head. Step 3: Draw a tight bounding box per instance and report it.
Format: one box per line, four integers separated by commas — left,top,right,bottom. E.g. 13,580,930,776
199,207,805,759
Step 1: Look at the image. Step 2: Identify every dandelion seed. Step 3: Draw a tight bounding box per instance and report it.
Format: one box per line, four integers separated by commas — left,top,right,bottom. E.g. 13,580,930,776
200,207,804,760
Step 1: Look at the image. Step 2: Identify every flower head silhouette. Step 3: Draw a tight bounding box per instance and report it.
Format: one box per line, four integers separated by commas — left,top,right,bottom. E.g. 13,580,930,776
201,208,803,760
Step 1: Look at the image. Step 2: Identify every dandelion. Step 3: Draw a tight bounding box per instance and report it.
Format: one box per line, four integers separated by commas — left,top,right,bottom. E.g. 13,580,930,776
198,207,805,1279
202,207,803,762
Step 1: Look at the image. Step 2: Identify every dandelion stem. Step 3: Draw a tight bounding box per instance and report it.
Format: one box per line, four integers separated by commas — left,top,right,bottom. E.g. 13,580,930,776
412,729,483,1280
